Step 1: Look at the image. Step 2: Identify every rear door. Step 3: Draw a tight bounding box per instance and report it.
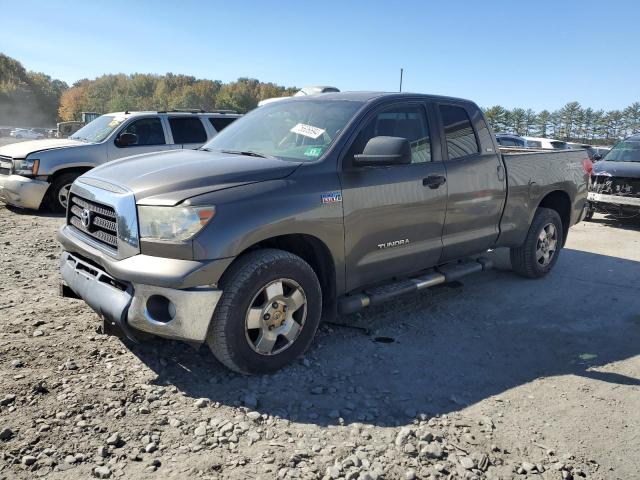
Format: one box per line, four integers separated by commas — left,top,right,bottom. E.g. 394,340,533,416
168,116,209,149
107,116,174,161
340,100,448,291
437,103,506,261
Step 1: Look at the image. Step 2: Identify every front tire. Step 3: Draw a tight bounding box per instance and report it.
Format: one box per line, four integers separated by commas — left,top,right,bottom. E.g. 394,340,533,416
207,249,322,374
510,207,563,279
47,173,79,213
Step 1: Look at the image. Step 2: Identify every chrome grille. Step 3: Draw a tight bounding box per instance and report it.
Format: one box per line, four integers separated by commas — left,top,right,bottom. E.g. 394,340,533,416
68,194,118,249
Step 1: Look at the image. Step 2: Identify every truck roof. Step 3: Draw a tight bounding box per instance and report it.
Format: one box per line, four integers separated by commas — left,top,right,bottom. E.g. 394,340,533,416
287,91,476,105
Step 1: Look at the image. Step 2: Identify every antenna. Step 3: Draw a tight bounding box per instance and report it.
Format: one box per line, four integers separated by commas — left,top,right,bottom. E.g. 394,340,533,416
399,68,403,92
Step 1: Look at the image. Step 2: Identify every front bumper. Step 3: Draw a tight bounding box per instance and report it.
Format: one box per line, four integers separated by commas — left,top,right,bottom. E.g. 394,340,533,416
587,192,640,208
0,174,49,210
60,251,222,342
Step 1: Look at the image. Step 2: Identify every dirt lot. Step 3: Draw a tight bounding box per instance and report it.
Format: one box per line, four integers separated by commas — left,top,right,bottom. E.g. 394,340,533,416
0,205,639,480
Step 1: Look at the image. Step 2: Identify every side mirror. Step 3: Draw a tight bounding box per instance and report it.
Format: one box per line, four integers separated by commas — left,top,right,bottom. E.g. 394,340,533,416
116,132,138,147
592,153,602,161
353,136,411,167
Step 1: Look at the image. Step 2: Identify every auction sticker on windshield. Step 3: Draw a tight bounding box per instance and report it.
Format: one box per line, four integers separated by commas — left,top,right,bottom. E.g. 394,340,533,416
291,123,326,139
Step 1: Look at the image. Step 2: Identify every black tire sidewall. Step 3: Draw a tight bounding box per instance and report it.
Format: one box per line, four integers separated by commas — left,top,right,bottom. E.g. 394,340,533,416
48,173,79,212
214,253,321,374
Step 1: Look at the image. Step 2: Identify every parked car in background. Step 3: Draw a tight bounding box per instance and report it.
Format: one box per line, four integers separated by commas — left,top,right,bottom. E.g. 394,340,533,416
495,133,526,147
57,91,589,374
523,136,570,149
586,134,640,219
10,128,44,140
0,110,241,212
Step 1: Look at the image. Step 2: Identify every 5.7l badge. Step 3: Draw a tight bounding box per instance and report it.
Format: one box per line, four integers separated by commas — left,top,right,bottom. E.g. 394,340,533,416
321,192,342,204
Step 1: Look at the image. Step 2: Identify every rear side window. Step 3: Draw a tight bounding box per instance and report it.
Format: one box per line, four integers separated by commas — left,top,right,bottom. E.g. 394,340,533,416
119,117,165,146
439,105,479,159
169,117,207,144
550,141,568,149
527,140,542,148
348,104,432,164
498,137,516,147
209,117,237,132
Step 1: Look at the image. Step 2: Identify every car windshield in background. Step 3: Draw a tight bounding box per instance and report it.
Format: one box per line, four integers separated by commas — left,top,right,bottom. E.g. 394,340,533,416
603,140,640,162
202,99,364,161
70,115,125,143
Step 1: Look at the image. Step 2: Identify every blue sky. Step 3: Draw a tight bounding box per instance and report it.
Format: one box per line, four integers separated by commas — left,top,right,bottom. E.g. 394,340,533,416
2,0,638,111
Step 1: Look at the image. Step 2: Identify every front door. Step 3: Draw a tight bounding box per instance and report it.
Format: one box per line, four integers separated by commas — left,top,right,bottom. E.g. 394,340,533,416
108,116,174,160
340,101,448,291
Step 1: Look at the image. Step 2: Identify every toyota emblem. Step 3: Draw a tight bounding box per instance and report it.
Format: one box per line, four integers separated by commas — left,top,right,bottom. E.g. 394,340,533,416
81,208,92,228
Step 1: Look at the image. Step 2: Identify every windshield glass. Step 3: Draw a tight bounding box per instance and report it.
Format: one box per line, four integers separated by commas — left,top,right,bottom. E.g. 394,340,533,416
202,99,364,161
603,140,640,162
70,115,125,143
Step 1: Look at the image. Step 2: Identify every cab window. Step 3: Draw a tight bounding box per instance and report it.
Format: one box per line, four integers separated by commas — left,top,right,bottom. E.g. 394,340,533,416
347,104,432,165
439,105,479,159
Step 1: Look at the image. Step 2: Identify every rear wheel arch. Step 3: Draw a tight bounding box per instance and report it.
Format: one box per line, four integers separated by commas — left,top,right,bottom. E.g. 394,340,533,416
536,190,571,246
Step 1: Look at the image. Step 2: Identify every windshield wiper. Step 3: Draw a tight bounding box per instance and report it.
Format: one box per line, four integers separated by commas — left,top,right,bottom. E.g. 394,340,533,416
219,149,269,158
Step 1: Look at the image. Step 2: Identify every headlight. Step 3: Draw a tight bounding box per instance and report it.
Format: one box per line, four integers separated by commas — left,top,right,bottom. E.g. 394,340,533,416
13,159,39,176
138,205,215,241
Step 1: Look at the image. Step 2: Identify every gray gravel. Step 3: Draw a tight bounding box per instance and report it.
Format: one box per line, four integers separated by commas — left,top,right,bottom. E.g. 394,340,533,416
1,204,639,479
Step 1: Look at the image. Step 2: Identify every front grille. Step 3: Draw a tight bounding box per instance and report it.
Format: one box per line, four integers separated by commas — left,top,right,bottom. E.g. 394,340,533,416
68,194,118,250
591,176,640,198
0,155,12,176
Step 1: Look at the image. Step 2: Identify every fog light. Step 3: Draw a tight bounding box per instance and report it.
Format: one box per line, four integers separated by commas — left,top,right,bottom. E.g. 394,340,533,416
145,295,176,323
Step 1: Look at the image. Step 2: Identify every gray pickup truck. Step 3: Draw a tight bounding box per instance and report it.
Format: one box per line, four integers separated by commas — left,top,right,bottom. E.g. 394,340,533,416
58,92,590,374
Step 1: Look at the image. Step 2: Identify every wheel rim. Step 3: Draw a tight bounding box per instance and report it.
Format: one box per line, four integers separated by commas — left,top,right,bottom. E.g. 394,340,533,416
58,184,72,209
244,278,307,356
536,222,558,267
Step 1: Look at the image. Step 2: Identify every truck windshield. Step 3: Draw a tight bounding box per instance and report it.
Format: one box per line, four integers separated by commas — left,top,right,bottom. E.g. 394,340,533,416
603,140,640,162
202,99,364,161
70,115,125,143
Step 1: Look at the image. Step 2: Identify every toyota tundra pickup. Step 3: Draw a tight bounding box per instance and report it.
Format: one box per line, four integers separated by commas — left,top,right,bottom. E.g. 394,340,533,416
57,92,590,374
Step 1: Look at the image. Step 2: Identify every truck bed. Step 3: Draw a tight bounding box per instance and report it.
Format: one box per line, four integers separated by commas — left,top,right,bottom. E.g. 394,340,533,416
497,149,589,247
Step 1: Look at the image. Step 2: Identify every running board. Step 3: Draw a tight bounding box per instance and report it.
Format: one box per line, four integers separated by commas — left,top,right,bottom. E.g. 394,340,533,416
337,257,492,315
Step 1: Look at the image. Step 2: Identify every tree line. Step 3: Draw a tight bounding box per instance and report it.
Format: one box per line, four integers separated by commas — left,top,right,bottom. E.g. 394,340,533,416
0,53,68,127
483,102,640,146
58,73,299,121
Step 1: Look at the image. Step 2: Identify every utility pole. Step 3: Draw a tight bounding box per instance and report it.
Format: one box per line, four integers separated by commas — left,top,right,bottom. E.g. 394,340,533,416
399,68,403,92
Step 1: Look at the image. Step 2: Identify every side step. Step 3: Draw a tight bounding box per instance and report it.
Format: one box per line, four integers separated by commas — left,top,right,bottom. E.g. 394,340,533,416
337,257,492,315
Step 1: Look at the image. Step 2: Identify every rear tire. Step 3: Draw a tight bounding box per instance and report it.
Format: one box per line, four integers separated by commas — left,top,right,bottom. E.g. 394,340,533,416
47,173,80,213
207,249,322,374
510,207,563,279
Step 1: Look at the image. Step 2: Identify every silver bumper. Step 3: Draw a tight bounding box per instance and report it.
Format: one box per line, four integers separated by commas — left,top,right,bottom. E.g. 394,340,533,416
0,174,49,210
60,251,222,342
588,192,640,207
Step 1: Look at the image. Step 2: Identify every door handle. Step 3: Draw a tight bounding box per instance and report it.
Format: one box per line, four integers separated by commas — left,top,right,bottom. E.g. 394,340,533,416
497,164,505,181
423,175,446,189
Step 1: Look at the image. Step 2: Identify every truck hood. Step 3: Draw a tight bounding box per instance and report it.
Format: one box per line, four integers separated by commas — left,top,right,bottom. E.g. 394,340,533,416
593,160,640,178
84,149,302,205
0,138,88,159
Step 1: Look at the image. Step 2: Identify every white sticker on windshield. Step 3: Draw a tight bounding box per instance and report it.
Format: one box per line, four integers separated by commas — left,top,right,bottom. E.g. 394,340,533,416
290,123,326,139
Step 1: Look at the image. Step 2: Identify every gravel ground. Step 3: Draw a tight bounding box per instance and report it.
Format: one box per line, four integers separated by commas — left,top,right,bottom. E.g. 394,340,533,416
0,205,639,480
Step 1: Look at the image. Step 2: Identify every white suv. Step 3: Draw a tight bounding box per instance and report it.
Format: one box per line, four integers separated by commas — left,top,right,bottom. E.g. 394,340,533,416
0,110,241,211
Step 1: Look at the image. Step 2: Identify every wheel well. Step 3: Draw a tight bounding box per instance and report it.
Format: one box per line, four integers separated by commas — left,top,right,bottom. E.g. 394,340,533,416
50,166,93,182
538,190,571,245
244,234,337,322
